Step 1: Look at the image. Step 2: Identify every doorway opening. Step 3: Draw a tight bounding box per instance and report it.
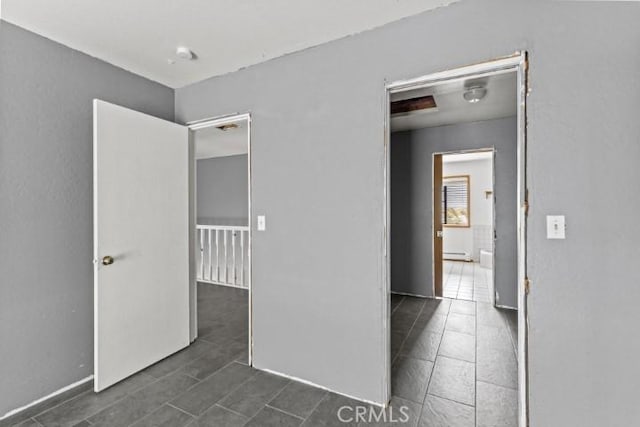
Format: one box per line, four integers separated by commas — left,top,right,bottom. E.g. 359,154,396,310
438,149,495,304
189,114,252,366
92,103,253,395
384,54,528,426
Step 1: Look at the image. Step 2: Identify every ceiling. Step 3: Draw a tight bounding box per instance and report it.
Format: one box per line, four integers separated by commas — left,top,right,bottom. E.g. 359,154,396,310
1,0,458,88
390,71,517,132
195,120,248,160
443,151,493,163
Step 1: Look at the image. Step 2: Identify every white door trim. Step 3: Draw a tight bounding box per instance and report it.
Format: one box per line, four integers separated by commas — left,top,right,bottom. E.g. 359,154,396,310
383,52,528,425
187,112,253,366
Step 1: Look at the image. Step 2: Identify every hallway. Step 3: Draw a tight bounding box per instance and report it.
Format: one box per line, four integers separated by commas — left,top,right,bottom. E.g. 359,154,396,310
391,295,518,426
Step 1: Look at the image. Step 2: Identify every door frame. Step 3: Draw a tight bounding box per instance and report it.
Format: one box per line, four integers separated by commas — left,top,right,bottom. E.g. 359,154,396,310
383,53,528,425
432,147,495,299
187,112,253,366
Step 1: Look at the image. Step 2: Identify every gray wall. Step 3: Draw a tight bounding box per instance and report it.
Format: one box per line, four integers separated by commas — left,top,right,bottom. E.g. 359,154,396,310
175,0,640,424
0,21,174,416
197,155,248,226
391,117,517,307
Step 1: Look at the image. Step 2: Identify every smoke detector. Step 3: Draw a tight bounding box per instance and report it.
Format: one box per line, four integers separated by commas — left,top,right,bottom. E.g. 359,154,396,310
176,46,195,61
463,85,487,103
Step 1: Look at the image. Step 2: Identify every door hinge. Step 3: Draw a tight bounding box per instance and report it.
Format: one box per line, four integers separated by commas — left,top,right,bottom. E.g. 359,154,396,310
523,189,530,216
524,277,530,294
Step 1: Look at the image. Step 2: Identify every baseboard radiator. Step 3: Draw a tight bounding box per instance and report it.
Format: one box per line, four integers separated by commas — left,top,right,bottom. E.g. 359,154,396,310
444,251,471,262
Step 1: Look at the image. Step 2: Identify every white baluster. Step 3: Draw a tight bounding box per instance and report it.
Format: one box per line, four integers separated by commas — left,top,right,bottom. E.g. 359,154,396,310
232,231,237,284
208,229,213,281
215,229,219,283
224,230,228,284
240,231,245,287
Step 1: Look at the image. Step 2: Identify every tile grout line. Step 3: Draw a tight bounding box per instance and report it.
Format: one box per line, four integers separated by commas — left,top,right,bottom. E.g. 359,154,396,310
214,367,292,419
264,379,291,410
192,361,262,417
391,295,405,315
121,374,211,427
426,393,477,409
475,298,479,427
214,403,250,419
166,402,199,419
392,298,429,366
415,298,451,424
298,389,331,425
24,388,93,423
37,373,161,427
264,404,306,421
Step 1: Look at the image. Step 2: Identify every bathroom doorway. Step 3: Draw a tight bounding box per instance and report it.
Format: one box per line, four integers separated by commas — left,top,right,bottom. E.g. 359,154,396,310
435,149,496,304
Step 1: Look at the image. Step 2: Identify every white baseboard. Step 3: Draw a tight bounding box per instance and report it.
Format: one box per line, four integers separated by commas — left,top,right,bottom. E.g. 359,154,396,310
257,367,385,408
390,290,433,299
1,375,93,421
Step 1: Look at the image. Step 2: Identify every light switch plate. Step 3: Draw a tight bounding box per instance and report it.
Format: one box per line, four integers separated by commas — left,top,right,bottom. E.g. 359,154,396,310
257,215,266,231
546,215,565,239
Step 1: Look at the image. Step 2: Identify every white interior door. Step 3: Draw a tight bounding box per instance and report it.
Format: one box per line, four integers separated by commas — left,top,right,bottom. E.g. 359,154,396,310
93,100,190,392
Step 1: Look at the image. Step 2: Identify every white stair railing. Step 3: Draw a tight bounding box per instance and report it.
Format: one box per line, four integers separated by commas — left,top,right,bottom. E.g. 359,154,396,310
196,225,249,288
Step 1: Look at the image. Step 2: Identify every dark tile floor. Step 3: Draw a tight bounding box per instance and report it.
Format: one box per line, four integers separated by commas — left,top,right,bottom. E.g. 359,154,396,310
8,284,518,427
390,294,518,427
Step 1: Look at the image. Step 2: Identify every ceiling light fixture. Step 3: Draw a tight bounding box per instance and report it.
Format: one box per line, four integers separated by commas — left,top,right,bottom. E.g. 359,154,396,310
176,46,195,61
463,85,487,103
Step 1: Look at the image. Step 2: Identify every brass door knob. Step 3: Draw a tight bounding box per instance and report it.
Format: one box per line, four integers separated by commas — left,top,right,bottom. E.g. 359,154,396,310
102,256,114,266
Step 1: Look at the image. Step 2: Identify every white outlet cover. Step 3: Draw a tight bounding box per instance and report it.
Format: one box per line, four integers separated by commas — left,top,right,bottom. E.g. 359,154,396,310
257,215,266,231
